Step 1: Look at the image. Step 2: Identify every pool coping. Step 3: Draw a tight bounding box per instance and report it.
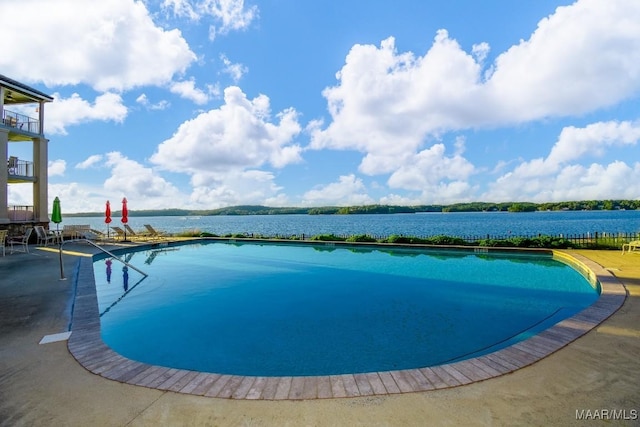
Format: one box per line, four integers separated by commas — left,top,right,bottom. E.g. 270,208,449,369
67,242,626,400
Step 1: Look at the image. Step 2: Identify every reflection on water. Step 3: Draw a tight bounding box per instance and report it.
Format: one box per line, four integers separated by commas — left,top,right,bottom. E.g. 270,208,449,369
105,259,112,283
123,266,129,292
144,247,179,265
96,247,180,315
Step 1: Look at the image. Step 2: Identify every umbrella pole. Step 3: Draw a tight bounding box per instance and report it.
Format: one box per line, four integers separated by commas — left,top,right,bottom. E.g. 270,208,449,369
57,224,66,280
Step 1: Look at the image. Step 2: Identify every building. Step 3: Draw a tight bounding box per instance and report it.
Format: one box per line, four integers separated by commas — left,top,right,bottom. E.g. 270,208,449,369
1,74,54,234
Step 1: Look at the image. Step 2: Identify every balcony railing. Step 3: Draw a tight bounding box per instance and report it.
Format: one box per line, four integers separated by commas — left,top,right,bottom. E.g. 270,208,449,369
7,156,34,178
2,108,40,134
8,205,34,222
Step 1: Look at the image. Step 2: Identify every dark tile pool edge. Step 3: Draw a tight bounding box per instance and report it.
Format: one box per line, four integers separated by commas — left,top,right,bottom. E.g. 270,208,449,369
67,246,626,400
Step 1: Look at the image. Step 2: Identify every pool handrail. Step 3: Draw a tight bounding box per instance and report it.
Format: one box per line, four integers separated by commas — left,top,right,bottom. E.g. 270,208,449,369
58,239,148,280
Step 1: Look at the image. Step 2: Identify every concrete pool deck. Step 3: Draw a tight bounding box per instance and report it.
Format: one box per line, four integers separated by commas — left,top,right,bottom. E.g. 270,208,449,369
1,243,639,426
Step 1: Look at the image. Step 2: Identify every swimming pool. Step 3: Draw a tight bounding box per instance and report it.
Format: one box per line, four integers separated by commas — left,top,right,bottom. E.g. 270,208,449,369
92,241,599,377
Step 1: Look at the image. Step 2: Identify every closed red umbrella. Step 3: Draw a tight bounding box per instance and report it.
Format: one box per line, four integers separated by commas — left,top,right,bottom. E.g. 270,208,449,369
105,200,112,238
121,198,129,241
121,198,128,224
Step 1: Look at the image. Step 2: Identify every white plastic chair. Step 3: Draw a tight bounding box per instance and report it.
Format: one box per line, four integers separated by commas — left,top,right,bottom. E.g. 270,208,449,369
621,240,640,254
34,225,58,246
8,227,33,254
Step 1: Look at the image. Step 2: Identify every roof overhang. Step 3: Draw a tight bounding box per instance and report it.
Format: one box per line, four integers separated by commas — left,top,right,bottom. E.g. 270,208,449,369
0,74,54,104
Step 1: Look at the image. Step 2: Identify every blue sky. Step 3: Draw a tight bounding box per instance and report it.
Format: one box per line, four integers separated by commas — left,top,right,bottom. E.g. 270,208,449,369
2,0,639,213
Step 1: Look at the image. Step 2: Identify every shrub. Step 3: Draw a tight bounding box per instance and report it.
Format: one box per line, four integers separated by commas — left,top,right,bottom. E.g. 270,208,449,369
199,232,219,237
426,235,467,246
478,238,505,247
533,235,572,248
506,237,534,247
346,234,377,243
383,234,413,244
310,234,347,242
477,235,572,249
174,229,203,237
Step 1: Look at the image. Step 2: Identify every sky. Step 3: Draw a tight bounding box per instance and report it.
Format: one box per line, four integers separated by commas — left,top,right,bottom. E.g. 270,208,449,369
2,0,640,213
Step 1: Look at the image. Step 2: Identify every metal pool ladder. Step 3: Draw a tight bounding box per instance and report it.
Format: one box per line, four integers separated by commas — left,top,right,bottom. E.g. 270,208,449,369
58,239,148,280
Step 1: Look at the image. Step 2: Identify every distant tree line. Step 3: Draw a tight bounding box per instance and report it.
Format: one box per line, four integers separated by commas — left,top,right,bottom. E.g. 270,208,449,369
65,199,639,217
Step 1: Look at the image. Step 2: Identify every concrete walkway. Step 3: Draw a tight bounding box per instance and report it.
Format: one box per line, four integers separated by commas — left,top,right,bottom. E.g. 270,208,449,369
1,244,638,426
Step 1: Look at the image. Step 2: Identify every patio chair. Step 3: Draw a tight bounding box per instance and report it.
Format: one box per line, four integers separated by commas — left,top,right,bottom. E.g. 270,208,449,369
124,224,147,240
143,224,168,240
621,240,640,254
8,227,33,254
110,226,127,240
62,225,91,240
86,228,113,242
0,230,7,256
34,225,58,246
8,156,18,175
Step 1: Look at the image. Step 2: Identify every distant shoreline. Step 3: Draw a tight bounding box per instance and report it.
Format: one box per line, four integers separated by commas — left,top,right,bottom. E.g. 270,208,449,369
64,200,639,217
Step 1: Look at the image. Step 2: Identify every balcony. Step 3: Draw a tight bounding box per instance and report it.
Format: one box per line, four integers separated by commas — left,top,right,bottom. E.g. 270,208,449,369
2,108,41,135
7,156,34,182
7,205,34,222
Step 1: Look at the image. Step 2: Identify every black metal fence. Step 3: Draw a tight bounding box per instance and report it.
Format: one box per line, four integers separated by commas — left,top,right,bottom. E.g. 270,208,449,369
225,231,639,249
458,232,638,248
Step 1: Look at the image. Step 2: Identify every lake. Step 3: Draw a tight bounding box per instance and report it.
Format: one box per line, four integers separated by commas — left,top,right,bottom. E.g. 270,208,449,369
61,210,640,238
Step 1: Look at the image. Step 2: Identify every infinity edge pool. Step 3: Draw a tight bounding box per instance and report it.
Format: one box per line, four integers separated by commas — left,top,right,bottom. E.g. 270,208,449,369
67,239,626,400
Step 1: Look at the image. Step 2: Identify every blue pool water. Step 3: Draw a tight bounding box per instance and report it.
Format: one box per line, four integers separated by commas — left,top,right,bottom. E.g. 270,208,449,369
94,241,599,376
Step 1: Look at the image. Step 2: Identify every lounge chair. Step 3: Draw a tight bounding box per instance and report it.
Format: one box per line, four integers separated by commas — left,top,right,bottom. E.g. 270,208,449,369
91,228,115,240
8,227,33,254
621,240,640,254
62,225,91,240
110,226,127,240
0,230,7,256
143,224,168,240
124,224,148,240
78,229,110,241
34,225,59,246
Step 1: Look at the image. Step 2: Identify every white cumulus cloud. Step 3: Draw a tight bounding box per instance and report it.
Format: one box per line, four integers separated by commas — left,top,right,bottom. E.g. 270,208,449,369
151,86,302,173
48,159,66,177
0,0,197,92
76,155,104,170
104,152,182,203
220,54,248,82
486,0,640,120
311,0,640,204
45,92,128,135
484,120,640,201
188,169,286,208
387,143,476,193
169,79,211,104
302,174,374,206
136,94,170,110
546,120,640,167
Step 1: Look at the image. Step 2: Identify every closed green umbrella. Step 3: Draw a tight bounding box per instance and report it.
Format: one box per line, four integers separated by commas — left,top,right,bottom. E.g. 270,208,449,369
52,197,62,226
